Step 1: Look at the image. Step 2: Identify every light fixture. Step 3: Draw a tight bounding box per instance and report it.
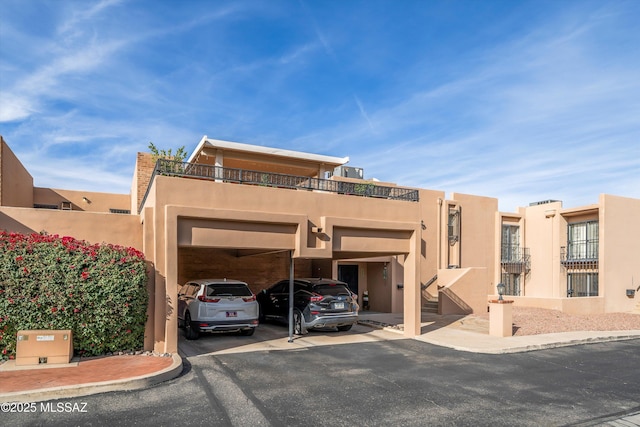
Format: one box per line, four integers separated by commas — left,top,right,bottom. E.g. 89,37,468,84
497,283,506,301
82,197,90,204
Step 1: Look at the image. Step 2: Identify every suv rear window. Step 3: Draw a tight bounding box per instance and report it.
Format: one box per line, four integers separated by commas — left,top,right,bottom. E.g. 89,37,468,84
313,284,351,296
206,283,252,297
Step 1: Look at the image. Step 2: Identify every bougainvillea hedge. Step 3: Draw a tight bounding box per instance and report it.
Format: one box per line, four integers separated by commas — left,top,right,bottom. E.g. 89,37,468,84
0,231,148,361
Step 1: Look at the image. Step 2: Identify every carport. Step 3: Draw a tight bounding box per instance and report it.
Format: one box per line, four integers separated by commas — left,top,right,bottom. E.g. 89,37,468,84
146,203,422,354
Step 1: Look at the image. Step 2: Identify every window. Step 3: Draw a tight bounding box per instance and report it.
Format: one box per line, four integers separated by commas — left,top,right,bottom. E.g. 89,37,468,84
207,283,252,297
567,221,598,260
501,272,521,296
568,273,598,297
109,208,131,214
448,208,460,245
501,225,520,262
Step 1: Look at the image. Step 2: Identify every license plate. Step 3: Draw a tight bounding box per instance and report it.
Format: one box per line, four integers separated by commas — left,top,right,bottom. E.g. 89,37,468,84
226,311,237,317
333,302,345,309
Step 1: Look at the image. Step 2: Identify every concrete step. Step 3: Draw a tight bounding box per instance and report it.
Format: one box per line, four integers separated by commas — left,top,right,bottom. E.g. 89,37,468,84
423,300,439,314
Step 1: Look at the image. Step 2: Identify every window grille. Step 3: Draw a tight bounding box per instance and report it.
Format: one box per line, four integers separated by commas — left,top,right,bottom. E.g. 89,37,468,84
567,272,599,297
448,208,460,245
567,221,598,260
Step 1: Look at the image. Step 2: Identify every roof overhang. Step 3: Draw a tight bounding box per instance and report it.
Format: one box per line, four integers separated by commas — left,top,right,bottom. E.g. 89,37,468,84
188,136,349,167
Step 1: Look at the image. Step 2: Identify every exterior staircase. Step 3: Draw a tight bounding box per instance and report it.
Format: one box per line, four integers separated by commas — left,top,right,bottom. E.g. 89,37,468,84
421,274,439,314
423,299,439,314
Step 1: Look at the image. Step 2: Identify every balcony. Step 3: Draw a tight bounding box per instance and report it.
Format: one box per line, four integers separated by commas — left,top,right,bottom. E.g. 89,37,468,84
500,246,531,273
560,246,599,270
139,159,419,213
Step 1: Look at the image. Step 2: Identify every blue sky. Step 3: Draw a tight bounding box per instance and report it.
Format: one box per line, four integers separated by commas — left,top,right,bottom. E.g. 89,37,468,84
1,0,639,211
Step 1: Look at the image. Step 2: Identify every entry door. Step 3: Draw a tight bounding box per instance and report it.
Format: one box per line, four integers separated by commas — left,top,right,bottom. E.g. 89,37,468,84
338,265,359,295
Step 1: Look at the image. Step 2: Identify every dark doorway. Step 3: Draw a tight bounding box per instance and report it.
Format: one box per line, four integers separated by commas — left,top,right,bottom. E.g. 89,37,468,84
338,264,358,295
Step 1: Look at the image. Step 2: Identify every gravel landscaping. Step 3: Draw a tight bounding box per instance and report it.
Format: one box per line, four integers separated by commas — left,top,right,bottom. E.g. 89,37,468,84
475,306,640,336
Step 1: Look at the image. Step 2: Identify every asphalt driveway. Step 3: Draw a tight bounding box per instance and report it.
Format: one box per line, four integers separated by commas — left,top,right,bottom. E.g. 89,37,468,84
3,323,639,426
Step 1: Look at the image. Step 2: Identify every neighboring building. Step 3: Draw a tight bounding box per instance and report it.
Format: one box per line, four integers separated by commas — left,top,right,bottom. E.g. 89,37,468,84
1,135,638,354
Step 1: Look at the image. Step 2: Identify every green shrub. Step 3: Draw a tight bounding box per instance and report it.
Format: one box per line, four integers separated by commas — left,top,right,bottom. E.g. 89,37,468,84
0,231,148,361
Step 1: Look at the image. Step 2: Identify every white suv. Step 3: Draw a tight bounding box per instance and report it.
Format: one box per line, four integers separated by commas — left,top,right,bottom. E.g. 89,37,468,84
178,279,259,340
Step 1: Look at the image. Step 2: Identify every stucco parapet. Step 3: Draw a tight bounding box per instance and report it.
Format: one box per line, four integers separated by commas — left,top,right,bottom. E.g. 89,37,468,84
165,205,308,225
322,216,420,232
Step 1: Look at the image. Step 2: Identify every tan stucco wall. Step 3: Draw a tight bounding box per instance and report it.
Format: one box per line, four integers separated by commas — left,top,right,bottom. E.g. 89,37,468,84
450,193,498,295
438,267,489,314
521,201,563,297
600,194,640,312
417,189,446,285
0,137,34,208
505,296,605,314
33,187,130,213
0,206,142,249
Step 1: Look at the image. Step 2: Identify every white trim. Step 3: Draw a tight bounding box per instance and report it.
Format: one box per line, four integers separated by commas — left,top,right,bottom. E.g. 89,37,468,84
187,136,349,166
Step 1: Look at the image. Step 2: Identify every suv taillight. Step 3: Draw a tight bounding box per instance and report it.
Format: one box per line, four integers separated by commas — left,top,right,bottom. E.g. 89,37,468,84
242,295,256,302
310,293,323,302
198,295,220,303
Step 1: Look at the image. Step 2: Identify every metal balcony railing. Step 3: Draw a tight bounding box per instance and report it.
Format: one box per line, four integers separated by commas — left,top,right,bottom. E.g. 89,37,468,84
560,246,599,270
500,246,531,273
138,159,419,213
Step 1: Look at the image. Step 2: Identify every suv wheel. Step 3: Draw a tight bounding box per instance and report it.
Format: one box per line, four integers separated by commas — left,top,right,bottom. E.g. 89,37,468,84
293,310,307,335
184,312,200,340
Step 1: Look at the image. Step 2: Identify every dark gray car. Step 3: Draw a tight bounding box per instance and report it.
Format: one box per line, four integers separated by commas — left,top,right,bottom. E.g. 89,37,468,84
257,278,359,334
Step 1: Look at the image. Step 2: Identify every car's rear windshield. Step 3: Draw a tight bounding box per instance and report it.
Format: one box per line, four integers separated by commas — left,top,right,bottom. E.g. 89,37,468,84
313,284,351,296
206,283,252,297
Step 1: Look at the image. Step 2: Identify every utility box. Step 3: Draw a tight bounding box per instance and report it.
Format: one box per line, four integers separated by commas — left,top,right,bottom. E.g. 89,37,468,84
15,330,73,366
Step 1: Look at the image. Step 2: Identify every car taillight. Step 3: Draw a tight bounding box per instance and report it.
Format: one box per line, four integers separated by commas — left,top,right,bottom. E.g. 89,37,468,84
310,293,323,302
242,295,256,302
198,295,220,303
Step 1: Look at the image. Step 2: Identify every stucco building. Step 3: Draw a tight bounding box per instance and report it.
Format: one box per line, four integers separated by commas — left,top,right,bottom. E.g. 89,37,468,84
1,135,639,354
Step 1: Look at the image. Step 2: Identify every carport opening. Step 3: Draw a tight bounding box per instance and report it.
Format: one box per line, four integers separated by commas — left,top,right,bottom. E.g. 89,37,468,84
177,247,332,294
176,247,402,352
